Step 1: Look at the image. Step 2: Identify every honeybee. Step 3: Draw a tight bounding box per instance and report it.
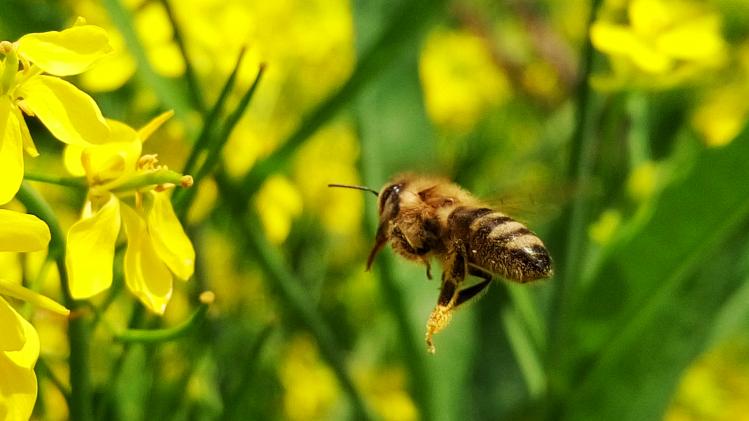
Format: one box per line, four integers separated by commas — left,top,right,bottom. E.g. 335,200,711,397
330,173,553,353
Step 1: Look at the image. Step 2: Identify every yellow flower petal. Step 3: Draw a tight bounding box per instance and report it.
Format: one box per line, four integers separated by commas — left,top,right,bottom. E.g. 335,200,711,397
17,75,110,146
14,107,38,157
0,210,51,252
0,96,24,205
590,22,671,74
17,25,113,76
80,119,141,183
66,195,121,299
138,110,174,143
64,144,86,177
656,15,725,61
0,296,39,421
147,191,194,280
0,295,25,352
121,203,172,315
0,279,68,316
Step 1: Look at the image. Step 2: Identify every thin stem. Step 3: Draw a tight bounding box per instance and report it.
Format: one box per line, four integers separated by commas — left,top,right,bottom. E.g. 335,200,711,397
546,0,604,415
173,63,265,218
36,357,72,404
100,0,191,119
194,64,265,185
16,182,93,421
221,324,275,420
114,292,213,343
215,168,378,421
179,47,247,179
157,0,206,114
24,171,88,189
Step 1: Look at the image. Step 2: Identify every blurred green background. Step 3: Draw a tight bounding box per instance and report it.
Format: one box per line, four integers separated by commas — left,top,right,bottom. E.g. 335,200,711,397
3,0,749,420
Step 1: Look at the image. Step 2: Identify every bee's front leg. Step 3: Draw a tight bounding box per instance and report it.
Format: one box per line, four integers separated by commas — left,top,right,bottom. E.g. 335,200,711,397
426,241,467,354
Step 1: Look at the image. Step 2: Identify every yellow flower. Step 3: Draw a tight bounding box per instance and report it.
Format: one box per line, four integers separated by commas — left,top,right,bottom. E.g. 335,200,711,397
0,210,69,421
65,112,195,314
590,0,727,89
419,28,511,130
0,17,112,204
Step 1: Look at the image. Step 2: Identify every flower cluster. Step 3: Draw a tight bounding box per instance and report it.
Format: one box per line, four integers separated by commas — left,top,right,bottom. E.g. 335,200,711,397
65,113,195,314
0,19,195,420
0,211,69,420
0,17,111,203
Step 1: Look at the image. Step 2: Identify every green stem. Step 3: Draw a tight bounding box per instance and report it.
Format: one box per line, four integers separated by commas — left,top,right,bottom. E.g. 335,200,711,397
221,325,275,420
113,293,212,343
16,182,93,421
215,169,378,421
36,357,72,404
546,0,604,415
179,47,246,179
24,171,88,189
100,0,191,120
107,169,191,193
173,62,264,218
157,0,206,114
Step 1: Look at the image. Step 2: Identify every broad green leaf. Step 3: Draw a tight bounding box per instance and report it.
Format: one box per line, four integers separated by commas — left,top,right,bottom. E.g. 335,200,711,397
563,129,749,421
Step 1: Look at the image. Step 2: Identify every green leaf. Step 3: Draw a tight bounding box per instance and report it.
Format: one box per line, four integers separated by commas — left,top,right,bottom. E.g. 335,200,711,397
563,130,749,420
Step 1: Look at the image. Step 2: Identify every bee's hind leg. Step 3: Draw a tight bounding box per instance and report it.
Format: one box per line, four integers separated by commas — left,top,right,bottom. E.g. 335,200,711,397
426,242,467,354
452,267,493,307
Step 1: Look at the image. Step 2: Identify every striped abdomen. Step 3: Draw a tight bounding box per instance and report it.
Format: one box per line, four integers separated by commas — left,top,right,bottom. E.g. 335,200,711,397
448,207,553,283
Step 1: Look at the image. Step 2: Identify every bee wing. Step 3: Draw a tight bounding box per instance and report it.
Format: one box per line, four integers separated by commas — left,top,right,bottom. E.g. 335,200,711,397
487,180,593,224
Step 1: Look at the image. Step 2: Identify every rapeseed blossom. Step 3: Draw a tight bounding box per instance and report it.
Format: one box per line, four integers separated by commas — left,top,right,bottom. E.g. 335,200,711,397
65,112,195,314
0,210,69,421
0,18,112,204
590,0,727,90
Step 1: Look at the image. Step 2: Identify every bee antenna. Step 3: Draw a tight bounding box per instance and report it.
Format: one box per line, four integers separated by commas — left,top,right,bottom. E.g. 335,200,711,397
328,183,379,197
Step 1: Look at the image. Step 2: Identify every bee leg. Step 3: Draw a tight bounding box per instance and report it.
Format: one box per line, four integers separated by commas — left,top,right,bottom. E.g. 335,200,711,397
426,242,467,354
454,279,492,307
448,266,493,306
468,266,492,282
425,261,432,280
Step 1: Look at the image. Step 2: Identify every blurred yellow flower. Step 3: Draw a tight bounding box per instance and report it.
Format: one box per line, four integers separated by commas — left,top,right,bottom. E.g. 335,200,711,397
293,123,362,236
255,175,303,244
0,18,112,204
280,334,339,421
0,210,69,421
65,112,195,314
692,86,749,147
591,0,727,89
589,208,622,245
627,161,660,202
420,28,511,130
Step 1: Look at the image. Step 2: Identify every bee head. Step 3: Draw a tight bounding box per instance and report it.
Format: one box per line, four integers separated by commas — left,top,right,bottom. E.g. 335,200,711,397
328,179,408,271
